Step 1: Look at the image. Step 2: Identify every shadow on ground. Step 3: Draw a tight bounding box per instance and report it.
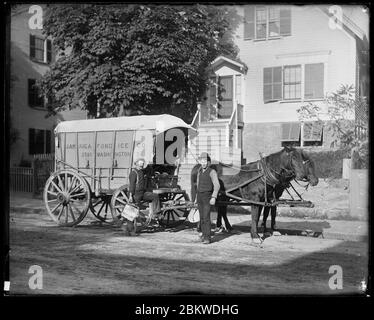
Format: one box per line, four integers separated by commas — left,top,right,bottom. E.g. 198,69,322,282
232,220,331,239
70,218,331,242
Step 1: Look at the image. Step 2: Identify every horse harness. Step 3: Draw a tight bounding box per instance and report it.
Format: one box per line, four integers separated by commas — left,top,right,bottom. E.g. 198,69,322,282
230,152,299,206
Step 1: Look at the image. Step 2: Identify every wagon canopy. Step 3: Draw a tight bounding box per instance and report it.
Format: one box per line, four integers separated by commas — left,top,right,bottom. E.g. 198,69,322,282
55,114,196,134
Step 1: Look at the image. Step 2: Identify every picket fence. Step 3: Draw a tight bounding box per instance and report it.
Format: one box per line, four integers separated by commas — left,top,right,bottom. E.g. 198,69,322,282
10,154,55,194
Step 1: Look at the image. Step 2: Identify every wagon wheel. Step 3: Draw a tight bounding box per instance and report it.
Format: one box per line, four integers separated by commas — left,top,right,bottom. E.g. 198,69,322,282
111,186,163,230
158,192,190,228
90,194,114,222
43,170,91,227
110,185,130,223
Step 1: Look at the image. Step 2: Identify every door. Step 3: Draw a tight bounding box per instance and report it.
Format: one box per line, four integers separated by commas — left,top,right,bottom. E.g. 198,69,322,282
217,76,233,119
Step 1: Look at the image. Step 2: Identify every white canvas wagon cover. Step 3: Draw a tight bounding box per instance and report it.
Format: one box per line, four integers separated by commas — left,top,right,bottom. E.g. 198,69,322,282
55,114,196,134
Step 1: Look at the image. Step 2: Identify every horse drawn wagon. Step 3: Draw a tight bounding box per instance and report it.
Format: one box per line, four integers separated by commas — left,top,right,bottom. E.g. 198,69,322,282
43,114,196,228
44,113,318,243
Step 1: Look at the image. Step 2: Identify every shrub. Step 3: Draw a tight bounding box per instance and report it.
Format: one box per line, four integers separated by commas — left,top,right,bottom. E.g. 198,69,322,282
308,149,350,179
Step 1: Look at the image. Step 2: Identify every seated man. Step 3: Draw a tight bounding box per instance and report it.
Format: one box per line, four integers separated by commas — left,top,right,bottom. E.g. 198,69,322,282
129,158,161,219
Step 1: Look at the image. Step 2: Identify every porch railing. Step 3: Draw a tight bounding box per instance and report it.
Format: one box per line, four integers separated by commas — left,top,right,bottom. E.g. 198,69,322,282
191,104,201,129
191,101,244,149
33,153,55,160
226,101,243,148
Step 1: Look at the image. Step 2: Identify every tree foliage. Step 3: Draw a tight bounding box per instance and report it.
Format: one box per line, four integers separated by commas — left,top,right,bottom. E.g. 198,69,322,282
297,85,368,168
39,4,240,120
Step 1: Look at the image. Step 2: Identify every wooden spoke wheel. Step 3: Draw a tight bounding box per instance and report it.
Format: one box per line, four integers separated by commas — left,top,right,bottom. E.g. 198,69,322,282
111,186,156,230
43,170,91,227
158,192,190,227
110,185,131,223
90,194,114,222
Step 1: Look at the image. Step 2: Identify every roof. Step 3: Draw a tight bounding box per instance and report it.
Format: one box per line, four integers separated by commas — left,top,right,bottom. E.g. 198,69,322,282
211,56,246,69
210,55,247,74
55,114,196,134
318,6,368,41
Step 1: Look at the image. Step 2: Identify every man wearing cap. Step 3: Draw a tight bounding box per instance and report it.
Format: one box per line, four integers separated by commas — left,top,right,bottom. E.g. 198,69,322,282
124,158,161,235
196,152,220,244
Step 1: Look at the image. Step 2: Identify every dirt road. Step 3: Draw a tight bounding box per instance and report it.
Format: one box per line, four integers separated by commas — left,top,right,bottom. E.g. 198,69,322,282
9,211,368,295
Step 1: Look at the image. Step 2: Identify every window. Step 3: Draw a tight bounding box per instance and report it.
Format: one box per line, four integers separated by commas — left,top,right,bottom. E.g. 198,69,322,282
30,34,52,63
217,76,234,118
283,65,301,100
29,129,52,155
28,79,44,108
280,122,323,147
263,63,324,102
244,6,291,40
256,7,267,39
264,67,282,102
303,122,323,146
268,7,280,37
281,122,301,147
218,76,233,102
305,63,324,99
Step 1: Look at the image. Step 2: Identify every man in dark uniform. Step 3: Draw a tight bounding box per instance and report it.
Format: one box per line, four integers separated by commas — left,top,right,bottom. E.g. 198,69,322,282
196,152,220,244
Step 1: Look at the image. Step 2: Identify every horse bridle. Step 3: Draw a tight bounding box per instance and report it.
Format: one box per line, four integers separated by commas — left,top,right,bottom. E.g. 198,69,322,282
289,153,312,178
267,152,311,185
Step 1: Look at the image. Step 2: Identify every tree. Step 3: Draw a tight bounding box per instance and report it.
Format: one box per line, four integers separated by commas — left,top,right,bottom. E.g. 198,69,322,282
297,84,368,168
39,4,240,120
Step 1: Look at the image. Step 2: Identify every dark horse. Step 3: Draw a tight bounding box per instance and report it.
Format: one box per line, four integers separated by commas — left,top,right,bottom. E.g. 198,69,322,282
191,147,318,244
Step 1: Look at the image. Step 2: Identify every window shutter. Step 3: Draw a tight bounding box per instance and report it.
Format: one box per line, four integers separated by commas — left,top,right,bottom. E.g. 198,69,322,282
46,39,52,63
303,122,323,141
273,67,282,100
305,63,324,99
290,123,300,141
280,7,291,36
29,128,35,154
244,6,255,40
264,67,282,102
263,68,272,102
281,123,291,140
29,34,35,58
28,79,35,107
281,123,300,141
36,130,45,154
46,130,52,153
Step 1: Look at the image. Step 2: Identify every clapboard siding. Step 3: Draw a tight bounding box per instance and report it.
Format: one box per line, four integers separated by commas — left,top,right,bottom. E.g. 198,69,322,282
234,5,357,124
10,5,87,166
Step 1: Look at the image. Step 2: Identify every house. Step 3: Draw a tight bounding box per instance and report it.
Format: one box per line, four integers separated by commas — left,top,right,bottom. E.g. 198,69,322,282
10,4,87,167
177,4,368,194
